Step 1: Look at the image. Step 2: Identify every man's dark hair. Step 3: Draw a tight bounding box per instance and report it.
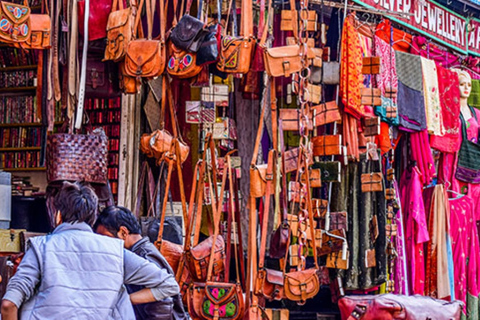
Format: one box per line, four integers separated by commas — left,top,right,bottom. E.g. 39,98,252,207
94,206,142,236
54,181,98,226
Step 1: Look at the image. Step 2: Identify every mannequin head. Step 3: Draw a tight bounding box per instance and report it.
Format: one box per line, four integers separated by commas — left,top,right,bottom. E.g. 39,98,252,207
453,69,472,99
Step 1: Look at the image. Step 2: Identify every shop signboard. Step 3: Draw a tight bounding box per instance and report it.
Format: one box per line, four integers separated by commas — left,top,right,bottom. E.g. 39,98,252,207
468,18,480,56
352,0,468,54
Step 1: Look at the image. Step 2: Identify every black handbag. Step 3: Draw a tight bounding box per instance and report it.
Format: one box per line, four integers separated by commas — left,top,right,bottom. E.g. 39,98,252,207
170,14,208,53
196,0,221,65
456,107,480,183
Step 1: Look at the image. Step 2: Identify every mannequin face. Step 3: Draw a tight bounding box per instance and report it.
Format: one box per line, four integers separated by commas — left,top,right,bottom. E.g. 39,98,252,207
459,74,472,99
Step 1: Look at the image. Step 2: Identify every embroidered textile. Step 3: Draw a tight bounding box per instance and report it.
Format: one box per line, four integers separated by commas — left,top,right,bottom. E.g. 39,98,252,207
375,36,398,98
420,57,442,135
397,81,427,132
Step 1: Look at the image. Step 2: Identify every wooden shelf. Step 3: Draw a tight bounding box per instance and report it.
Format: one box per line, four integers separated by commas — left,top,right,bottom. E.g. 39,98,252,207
2,167,45,172
0,121,63,128
0,86,36,94
0,147,41,151
0,65,37,72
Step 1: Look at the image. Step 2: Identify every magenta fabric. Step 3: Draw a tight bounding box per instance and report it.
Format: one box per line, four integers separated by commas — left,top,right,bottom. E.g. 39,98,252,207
410,36,460,68
410,130,436,186
393,181,408,295
430,66,461,153
400,166,430,295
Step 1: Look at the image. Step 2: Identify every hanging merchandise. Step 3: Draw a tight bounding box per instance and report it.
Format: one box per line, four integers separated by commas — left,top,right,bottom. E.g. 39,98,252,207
0,1,31,45
195,0,221,66
19,0,51,50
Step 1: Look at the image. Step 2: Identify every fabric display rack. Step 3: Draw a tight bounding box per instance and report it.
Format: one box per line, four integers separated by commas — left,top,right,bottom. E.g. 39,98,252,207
3,0,480,319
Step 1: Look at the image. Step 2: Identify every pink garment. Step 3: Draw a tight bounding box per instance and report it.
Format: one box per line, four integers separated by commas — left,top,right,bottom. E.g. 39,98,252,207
410,130,436,186
430,66,461,153
394,180,408,295
410,36,460,68
400,166,430,295
375,36,398,99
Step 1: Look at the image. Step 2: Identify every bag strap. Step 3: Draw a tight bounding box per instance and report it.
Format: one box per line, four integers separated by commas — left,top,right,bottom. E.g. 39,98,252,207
74,0,89,129
111,0,124,12
227,154,242,285
222,0,234,37
347,305,367,320
278,119,288,223
251,84,268,167
258,0,272,47
258,150,275,270
133,0,146,38
240,0,253,37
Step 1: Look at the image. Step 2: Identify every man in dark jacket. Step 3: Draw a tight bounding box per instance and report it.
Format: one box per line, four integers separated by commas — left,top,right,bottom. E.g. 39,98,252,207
95,206,188,320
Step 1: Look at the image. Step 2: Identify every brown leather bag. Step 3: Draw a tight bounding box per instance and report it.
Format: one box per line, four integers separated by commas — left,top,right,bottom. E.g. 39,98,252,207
312,101,341,127
312,135,342,156
140,129,190,164
217,0,255,74
104,0,140,61
361,87,382,106
338,294,463,320
280,0,316,32
119,61,142,94
166,42,203,79
361,173,384,192
300,169,321,188
18,0,50,50
0,1,30,45
279,109,313,131
362,56,381,75
250,164,268,198
283,268,320,303
124,0,165,79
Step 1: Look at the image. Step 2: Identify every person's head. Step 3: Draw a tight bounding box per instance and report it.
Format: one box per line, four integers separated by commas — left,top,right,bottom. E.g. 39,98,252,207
94,206,142,249
54,181,98,227
453,68,472,99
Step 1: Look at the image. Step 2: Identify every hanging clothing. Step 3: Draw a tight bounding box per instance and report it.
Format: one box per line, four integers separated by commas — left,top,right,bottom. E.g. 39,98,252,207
400,166,429,295
375,36,398,97
410,130,436,186
411,36,460,68
430,66,461,153
340,15,364,119
467,80,480,109
393,180,408,295
375,19,412,53
420,57,442,135
342,112,360,162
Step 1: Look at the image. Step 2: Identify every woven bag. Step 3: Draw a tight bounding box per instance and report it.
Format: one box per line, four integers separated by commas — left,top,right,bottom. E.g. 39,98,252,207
46,130,108,184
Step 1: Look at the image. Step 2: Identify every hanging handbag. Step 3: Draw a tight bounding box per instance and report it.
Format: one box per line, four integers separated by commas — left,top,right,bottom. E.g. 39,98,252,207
78,0,112,41
361,87,382,106
312,101,341,127
279,108,313,131
312,135,342,156
124,0,165,79
196,0,222,65
18,0,50,50
170,0,209,53
361,172,384,192
456,110,480,183
362,56,381,74
104,0,140,62
85,58,121,98
338,294,462,320
216,0,255,74
0,0,31,44
119,61,142,94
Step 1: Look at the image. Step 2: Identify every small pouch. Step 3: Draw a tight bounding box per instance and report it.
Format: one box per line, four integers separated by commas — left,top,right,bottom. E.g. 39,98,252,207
279,109,313,131
385,188,396,200
312,135,342,156
283,147,313,173
386,224,398,237
365,248,377,268
317,229,346,256
387,168,395,181
329,211,347,231
288,181,306,203
301,168,322,188
326,251,349,270
288,214,316,237
364,117,381,136
361,87,382,106
361,56,381,74
312,161,341,183
361,172,384,192
384,87,398,100
305,84,322,104
322,61,340,85
386,106,398,118
281,10,317,31
312,101,341,127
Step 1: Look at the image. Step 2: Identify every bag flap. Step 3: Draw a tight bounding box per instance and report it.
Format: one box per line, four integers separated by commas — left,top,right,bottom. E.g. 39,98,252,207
221,35,244,50
284,269,319,294
265,268,283,285
265,45,300,59
173,14,205,42
29,14,50,30
253,164,268,183
190,235,225,260
361,173,383,184
106,8,131,31
312,135,341,146
204,282,237,304
1,2,30,24
281,10,294,20
126,40,161,67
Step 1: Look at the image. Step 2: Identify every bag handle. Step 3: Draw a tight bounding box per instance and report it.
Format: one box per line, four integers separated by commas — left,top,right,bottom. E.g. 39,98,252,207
258,0,272,47
240,0,253,37
133,0,146,38
111,0,124,12
74,0,89,129
258,150,275,270
227,154,242,285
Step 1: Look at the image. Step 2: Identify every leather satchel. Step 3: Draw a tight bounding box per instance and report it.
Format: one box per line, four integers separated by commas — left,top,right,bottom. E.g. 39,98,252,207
0,1,31,44
338,294,463,320
281,9,316,32
19,0,50,50
361,173,384,192
255,268,285,301
250,164,268,198
85,59,120,98
283,147,313,173
279,109,313,131
312,101,341,127
104,0,138,61
361,87,382,106
283,268,320,304
300,169,322,188
364,117,380,136
362,56,381,74
312,135,342,156
312,161,341,183
317,229,346,256
124,0,165,79
186,235,226,282
263,45,302,78
170,13,208,53
140,130,190,164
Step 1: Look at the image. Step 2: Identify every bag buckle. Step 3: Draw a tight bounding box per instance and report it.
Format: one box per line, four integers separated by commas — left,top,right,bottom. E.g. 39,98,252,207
349,305,367,319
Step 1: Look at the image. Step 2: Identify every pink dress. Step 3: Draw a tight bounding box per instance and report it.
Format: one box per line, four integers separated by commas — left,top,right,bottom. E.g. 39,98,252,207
400,166,430,295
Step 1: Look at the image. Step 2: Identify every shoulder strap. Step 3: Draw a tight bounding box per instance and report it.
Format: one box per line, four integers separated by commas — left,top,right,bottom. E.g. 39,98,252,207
227,155,242,284
240,0,253,37
258,150,275,270
251,84,268,166
133,0,146,38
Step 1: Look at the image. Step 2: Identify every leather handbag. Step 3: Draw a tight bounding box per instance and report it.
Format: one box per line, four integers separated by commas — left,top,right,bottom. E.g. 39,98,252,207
283,268,320,304
104,0,140,62
364,117,381,136
279,109,313,131
280,0,316,32
170,2,208,53
312,135,342,156
0,1,31,44
166,41,203,79
311,198,328,218
78,0,112,41
140,129,190,164
312,101,341,127
361,87,382,106
339,294,463,320
217,0,255,74
300,169,322,188
18,0,50,50
362,56,381,74
46,129,108,184
85,58,120,98
456,110,480,183
119,61,142,94
312,161,341,183
124,0,165,79
317,229,346,256
284,147,313,173
361,173,384,192
263,45,302,78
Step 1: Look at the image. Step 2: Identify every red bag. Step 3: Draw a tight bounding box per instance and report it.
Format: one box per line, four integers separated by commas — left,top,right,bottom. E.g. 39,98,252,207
339,294,462,320
78,0,113,41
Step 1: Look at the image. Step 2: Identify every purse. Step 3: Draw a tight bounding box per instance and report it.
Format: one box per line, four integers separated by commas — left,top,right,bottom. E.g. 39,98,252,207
338,294,462,320
216,0,255,74
124,0,165,79
46,129,108,184
456,110,480,183
361,87,382,106
322,61,340,85
312,161,341,183
0,0,31,44
78,0,112,41
170,13,208,53
300,169,322,188
140,129,190,164
312,135,342,156
312,101,341,127
166,41,203,79
280,1,317,32
283,147,313,173
361,173,384,192
104,0,139,61
362,56,381,74
316,229,346,256
85,58,120,98
18,0,50,50
364,117,380,136
279,109,313,131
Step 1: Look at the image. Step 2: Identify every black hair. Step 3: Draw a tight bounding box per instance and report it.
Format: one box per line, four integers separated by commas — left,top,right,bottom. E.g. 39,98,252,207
94,206,142,236
54,181,98,227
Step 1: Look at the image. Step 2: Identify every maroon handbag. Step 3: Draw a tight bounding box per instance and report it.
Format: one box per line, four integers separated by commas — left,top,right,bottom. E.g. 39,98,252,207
78,0,113,41
339,294,462,320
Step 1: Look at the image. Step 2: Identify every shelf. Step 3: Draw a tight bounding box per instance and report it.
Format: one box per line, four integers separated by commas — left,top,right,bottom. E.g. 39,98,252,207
0,86,36,94
0,147,41,151
0,121,63,128
0,65,37,72
2,167,45,172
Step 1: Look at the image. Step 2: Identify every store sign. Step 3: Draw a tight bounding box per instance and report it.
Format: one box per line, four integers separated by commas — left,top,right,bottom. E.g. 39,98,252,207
352,0,468,53
468,19,480,56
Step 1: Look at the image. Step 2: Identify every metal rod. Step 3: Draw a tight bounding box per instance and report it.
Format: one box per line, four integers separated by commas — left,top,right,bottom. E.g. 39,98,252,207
312,0,414,19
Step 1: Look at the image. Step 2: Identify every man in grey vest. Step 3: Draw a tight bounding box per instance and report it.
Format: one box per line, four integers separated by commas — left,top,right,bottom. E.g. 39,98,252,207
1,181,179,320
95,206,189,320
